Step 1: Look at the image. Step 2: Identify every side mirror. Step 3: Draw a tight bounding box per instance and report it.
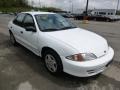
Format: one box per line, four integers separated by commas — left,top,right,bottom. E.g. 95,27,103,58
25,26,36,32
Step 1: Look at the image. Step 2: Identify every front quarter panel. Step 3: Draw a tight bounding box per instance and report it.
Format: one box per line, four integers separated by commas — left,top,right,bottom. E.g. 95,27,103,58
38,32,79,57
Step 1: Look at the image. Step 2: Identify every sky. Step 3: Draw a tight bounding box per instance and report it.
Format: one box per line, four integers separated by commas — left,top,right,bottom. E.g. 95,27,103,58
28,0,120,11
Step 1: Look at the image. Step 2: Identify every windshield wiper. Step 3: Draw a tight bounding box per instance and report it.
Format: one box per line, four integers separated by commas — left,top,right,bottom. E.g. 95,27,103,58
42,27,77,32
61,26,77,30
42,28,60,32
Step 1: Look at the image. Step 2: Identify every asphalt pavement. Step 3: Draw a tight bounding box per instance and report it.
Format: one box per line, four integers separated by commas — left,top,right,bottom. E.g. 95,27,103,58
0,14,120,90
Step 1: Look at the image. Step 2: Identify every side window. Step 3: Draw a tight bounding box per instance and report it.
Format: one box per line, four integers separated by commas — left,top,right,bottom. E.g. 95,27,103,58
13,13,25,26
23,14,35,27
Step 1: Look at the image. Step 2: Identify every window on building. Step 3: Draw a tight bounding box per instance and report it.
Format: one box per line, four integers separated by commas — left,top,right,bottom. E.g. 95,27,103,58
99,12,106,15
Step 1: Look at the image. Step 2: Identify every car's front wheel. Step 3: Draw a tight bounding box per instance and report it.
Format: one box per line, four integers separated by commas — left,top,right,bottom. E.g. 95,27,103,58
43,50,63,75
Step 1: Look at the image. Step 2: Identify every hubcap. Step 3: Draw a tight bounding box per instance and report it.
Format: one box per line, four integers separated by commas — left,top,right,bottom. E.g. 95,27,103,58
45,54,57,72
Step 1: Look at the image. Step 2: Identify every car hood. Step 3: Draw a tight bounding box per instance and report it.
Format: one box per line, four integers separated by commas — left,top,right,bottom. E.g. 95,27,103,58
46,28,108,57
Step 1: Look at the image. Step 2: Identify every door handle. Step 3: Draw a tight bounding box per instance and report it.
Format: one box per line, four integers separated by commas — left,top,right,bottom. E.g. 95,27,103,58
20,31,23,34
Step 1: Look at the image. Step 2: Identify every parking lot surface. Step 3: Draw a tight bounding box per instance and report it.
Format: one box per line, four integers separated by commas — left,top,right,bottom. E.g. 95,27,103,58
0,14,120,90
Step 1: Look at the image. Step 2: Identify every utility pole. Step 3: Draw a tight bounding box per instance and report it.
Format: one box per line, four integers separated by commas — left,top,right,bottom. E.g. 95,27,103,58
39,0,41,8
117,0,120,10
115,0,120,14
85,0,89,16
69,0,72,12
69,0,73,13
83,0,89,24
31,0,34,7
71,1,73,13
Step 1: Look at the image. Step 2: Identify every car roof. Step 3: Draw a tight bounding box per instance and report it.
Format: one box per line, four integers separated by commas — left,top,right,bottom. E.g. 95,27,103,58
21,11,55,16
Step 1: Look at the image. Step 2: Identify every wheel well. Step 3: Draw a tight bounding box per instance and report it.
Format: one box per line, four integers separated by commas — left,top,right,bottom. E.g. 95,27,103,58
9,30,12,34
41,47,59,57
41,47,63,72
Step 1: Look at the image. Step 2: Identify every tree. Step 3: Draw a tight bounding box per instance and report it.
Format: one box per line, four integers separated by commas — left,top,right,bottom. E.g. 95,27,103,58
0,0,27,7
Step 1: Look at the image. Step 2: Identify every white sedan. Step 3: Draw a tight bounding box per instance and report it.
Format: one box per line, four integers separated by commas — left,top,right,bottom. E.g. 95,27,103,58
8,12,114,77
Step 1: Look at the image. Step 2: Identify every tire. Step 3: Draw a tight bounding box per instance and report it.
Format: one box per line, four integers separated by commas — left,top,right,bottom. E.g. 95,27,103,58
43,50,63,75
10,31,17,46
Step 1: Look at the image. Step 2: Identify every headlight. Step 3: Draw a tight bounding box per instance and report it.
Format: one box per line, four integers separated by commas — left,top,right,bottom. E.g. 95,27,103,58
66,53,97,62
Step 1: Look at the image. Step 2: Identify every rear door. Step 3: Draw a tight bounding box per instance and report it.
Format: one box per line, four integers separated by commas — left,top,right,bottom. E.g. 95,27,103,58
12,13,26,43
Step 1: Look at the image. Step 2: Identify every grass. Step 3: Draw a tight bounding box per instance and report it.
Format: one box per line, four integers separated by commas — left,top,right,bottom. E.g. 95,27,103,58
0,7,62,13
0,7,32,13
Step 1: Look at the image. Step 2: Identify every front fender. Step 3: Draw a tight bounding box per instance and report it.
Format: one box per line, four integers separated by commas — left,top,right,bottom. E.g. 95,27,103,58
38,33,79,57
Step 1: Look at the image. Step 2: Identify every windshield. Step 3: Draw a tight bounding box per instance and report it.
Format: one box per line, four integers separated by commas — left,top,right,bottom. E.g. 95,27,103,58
35,14,76,32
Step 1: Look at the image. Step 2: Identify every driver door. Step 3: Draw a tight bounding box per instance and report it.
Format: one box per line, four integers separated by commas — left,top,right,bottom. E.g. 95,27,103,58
22,14,39,55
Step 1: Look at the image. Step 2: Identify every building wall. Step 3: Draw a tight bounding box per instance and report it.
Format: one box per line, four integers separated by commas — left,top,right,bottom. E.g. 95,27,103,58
91,9,116,16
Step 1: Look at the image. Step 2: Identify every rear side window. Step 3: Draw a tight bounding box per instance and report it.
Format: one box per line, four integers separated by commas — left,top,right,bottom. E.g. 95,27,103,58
13,13,25,26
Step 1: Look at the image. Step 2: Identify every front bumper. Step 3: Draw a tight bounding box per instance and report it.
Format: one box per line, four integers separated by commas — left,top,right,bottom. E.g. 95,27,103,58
61,47,114,77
